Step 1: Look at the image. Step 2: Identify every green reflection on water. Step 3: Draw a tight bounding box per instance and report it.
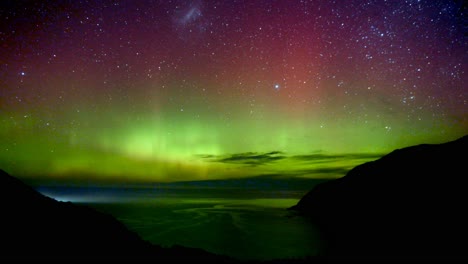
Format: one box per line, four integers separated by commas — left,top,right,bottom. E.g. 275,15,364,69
87,198,320,260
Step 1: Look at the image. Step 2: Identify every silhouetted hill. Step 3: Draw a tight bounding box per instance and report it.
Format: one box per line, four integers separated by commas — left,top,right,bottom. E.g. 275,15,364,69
290,135,468,260
0,169,236,262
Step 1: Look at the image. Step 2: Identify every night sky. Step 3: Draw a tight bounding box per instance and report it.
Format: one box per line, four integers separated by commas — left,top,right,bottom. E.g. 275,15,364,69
1,0,466,183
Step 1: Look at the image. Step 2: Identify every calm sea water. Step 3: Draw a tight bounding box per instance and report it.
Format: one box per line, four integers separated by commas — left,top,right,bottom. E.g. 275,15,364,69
38,186,322,261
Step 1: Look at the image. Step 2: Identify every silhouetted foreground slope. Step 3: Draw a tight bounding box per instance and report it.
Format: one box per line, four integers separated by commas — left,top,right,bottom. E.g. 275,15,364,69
0,170,236,262
290,135,468,259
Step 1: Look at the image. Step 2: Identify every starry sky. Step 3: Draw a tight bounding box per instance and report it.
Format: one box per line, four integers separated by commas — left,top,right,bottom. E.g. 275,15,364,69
0,0,466,184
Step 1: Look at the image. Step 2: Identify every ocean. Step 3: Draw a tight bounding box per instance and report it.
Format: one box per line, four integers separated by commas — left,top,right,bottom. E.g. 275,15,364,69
38,185,322,261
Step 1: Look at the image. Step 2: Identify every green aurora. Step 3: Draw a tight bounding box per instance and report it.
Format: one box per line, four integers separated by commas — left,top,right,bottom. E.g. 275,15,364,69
1,101,464,184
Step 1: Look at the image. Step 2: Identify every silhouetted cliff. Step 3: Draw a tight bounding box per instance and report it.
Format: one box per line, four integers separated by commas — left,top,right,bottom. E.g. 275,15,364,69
290,135,468,260
0,169,235,262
